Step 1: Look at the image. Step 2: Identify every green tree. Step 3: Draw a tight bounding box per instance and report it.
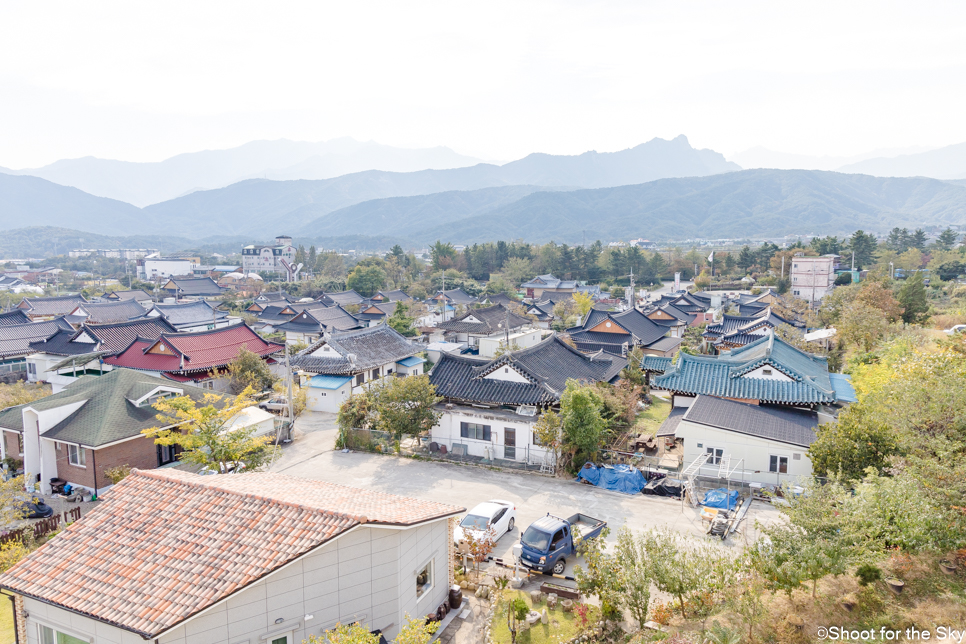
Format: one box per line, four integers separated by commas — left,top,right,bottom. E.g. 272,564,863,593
619,346,645,387
500,257,535,288
736,246,756,272
369,375,442,447
844,230,878,269
430,241,458,271
346,264,387,297
896,270,929,324
934,227,959,251
227,347,278,394
574,527,624,620
808,404,902,481
309,617,436,644
614,527,652,628
910,228,927,250
143,387,274,474
559,380,607,473
387,303,417,337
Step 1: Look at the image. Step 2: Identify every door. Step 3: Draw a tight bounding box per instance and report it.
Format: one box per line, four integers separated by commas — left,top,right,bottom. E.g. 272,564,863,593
504,428,516,460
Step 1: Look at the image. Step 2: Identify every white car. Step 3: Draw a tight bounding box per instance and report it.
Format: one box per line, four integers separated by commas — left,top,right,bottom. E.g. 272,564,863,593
945,325,966,335
454,499,517,546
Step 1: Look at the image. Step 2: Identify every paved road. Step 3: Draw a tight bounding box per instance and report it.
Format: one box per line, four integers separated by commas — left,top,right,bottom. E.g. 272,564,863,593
272,412,779,575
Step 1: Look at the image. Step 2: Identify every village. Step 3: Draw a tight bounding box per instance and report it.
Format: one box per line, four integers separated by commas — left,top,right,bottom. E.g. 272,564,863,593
0,227,959,644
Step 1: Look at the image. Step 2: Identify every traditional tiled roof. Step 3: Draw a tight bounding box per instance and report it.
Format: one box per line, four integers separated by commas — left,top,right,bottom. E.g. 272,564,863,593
0,310,30,326
484,293,517,307
525,299,556,320
430,334,626,406
521,274,577,290
0,468,463,639
355,301,398,322
322,290,365,306
642,355,673,374
102,289,152,302
275,306,363,334
0,318,74,359
161,277,226,297
17,295,88,317
682,395,818,447
429,288,477,305
254,291,294,303
293,324,417,375
646,336,683,354
152,300,228,329
85,318,178,355
374,289,413,302
437,304,530,335
566,307,669,356
704,309,801,349
0,369,219,444
105,324,283,375
646,303,695,326
70,300,150,325
653,332,838,405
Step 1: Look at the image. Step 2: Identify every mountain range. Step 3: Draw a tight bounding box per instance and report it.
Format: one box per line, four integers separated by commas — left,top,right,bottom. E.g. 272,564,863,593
0,138,483,207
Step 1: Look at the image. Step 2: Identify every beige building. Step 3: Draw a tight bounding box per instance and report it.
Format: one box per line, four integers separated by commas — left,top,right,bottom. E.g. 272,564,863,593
790,255,835,304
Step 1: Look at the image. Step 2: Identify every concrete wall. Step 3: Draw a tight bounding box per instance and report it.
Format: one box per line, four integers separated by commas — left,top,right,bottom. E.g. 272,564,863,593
431,409,550,464
306,382,351,413
20,521,452,644
673,418,812,485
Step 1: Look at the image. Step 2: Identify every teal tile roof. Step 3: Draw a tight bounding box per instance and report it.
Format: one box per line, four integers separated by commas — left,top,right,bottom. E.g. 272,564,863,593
653,332,839,405
642,356,672,373
309,375,353,390
829,373,857,403
396,356,426,367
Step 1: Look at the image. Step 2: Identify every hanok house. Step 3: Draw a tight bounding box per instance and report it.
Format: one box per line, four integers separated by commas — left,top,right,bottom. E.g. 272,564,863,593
523,298,557,329
160,276,227,300
371,289,413,303
26,317,178,390
149,299,237,332
0,310,31,326
104,323,285,390
0,318,75,380
702,308,800,352
429,334,626,465
426,288,477,317
650,291,717,325
17,294,88,321
566,307,680,357
520,274,577,300
653,331,856,421
657,394,819,485
320,289,366,307
0,369,270,496
275,306,363,345
436,304,533,351
0,469,463,644
293,325,423,413
100,288,153,305
66,299,151,326
355,300,399,326
642,302,694,337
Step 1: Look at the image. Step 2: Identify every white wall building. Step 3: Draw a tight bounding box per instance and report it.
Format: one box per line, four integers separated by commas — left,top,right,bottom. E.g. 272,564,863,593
432,404,551,465
790,255,835,304
242,235,297,274
664,395,818,486
137,258,194,281
0,469,463,644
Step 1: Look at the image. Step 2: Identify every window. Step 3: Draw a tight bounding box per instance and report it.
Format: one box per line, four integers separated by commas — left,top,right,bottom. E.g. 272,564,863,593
762,368,772,376
202,381,214,390
769,455,789,474
39,625,88,644
416,559,434,598
371,368,379,380
67,444,86,467
706,447,723,465
460,422,491,441
355,373,364,387
271,637,290,644
158,444,180,466
793,290,800,296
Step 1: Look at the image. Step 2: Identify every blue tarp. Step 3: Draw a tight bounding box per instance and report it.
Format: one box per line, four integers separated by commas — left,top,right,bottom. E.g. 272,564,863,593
701,488,739,510
576,463,648,495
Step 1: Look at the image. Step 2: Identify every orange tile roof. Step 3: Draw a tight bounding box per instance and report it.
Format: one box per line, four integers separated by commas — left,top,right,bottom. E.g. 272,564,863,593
0,469,462,639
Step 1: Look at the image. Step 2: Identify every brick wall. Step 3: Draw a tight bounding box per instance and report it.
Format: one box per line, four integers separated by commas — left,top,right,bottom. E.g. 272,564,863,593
55,435,161,492
3,431,21,461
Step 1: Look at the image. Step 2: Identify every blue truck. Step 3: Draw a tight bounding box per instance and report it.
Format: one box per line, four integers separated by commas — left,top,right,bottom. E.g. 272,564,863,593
513,512,607,575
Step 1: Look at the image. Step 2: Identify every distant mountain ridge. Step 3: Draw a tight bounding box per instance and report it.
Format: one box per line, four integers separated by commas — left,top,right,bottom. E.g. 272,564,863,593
4,138,483,207
836,142,966,180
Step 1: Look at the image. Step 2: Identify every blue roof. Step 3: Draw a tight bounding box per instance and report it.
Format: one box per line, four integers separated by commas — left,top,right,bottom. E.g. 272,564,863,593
309,374,353,390
396,356,426,367
829,373,857,403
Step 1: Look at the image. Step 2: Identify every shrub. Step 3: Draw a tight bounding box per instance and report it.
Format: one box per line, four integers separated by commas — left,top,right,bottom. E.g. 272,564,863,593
856,563,882,586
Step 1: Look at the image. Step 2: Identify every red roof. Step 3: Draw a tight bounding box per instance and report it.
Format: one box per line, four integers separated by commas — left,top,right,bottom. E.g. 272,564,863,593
104,324,283,375
0,469,463,639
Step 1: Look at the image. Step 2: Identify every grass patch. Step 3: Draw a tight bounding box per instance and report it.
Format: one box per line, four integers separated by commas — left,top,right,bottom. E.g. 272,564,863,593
490,590,598,644
633,396,672,436
0,599,13,644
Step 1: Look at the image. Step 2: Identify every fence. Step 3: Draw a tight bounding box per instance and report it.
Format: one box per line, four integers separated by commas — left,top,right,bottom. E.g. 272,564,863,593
0,507,82,546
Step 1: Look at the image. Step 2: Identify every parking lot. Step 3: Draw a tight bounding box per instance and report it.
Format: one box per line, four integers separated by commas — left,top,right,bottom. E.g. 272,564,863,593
272,412,780,575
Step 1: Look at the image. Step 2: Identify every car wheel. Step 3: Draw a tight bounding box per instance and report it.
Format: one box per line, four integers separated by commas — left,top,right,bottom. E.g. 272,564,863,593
552,559,566,575
507,518,514,533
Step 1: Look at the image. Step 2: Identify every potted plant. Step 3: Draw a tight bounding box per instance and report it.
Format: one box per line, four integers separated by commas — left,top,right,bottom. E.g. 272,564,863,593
885,577,904,594
939,559,958,575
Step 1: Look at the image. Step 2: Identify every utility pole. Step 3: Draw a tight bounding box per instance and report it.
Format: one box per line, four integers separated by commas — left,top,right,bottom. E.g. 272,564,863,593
851,251,855,271
285,346,294,442
627,269,635,310
781,255,785,280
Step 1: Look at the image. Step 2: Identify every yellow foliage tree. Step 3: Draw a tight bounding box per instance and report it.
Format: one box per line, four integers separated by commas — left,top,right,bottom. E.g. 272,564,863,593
142,386,274,474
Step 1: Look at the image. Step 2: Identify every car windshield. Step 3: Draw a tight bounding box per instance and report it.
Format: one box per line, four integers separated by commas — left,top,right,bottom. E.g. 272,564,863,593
459,514,489,530
521,526,551,551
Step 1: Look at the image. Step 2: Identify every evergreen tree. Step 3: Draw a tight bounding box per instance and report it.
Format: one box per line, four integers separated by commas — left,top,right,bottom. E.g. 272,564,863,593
896,270,929,324
736,246,756,272
911,228,927,250
844,230,878,269
886,227,911,253
934,228,959,251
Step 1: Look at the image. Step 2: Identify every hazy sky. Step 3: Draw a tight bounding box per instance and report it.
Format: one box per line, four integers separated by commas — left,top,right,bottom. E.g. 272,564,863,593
2,1,966,168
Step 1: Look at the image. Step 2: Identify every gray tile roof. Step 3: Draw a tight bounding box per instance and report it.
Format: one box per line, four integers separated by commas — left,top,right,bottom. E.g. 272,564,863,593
0,318,75,359
566,307,669,355
0,369,219,446
86,318,178,355
682,395,818,447
646,336,683,353
72,300,150,324
103,289,152,302
429,288,477,305
375,290,413,302
275,306,362,334
322,290,365,306
0,310,30,326
438,304,530,335
162,277,226,297
292,324,417,374
653,332,837,405
18,295,88,317
430,334,626,406
521,274,577,290
656,407,687,437
152,301,227,329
